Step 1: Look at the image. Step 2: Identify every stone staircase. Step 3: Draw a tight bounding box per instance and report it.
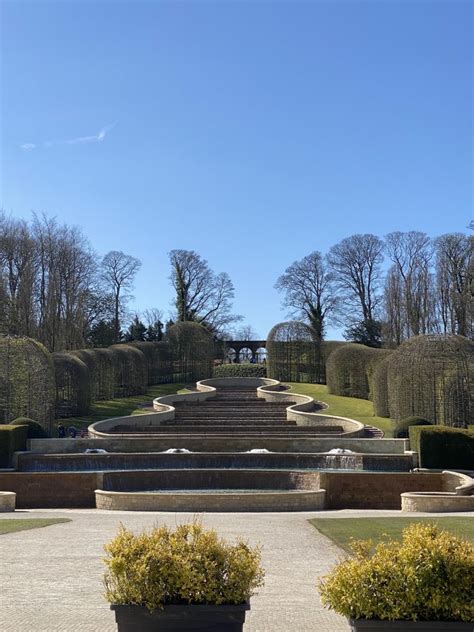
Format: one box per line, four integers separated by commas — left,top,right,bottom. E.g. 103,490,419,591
169,386,294,428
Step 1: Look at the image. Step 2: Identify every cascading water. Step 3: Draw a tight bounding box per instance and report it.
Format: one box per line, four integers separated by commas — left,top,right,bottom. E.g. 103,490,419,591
245,449,272,454
324,448,359,470
162,448,192,454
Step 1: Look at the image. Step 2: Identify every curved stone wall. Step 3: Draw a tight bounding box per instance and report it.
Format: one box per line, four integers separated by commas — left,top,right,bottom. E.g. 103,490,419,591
401,470,474,512
88,377,365,438
401,492,474,512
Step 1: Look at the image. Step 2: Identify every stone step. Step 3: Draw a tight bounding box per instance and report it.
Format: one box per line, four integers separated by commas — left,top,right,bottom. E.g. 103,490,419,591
110,424,344,434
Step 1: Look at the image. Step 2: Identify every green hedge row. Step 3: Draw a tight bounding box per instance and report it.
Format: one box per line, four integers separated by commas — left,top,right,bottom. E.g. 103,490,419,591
393,416,432,439
0,425,28,468
410,426,474,470
213,364,267,378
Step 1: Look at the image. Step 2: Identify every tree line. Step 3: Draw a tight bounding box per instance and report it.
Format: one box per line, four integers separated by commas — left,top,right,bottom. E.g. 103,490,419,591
1,212,471,350
275,231,472,347
0,213,242,350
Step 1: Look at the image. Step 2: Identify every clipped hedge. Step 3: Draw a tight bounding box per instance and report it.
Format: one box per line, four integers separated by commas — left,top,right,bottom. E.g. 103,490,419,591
166,322,214,382
0,335,55,432
71,348,115,401
326,344,390,400
213,364,267,378
10,417,48,439
0,425,28,467
387,334,473,427
415,426,474,469
127,341,174,385
52,352,92,418
371,354,392,417
267,321,319,383
393,416,432,439
109,345,148,397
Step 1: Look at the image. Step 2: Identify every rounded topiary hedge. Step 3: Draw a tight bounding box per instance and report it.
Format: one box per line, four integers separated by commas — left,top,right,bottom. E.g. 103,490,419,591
165,322,214,382
71,348,115,401
213,363,267,378
0,335,55,433
267,321,319,383
127,341,174,385
386,334,473,427
326,343,390,400
10,417,48,438
393,416,432,439
52,352,92,418
109,345,149,397
371,354,392,417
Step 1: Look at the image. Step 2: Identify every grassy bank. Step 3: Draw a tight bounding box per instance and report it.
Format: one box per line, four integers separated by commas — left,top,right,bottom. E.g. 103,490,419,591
56,383,186,430
0,518,71,535
287,383,395,437
310,517,474,553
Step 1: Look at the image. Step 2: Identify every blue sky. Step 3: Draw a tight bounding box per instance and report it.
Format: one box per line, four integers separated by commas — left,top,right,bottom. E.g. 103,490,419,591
1,0,472,339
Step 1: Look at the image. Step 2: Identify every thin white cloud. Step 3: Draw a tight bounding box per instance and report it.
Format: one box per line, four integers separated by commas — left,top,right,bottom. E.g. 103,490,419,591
65,123,116,145
20,123,116,151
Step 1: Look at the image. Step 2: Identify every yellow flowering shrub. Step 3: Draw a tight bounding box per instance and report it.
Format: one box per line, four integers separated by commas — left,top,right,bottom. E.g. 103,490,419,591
103,520,265,611
319,523,474,622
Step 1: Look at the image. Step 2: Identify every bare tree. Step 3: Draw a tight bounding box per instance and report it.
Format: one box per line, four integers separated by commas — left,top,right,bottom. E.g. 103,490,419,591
384,231,436,338
0,215,36,336
168,249,241,336
383,266,404,345
327,234,384,324
434,233,472,337
233,324,258,340
101,250,141,343
275,251,339,341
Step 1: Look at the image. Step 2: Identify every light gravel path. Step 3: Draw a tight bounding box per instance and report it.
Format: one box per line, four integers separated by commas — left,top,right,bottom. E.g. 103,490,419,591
1,509,472,632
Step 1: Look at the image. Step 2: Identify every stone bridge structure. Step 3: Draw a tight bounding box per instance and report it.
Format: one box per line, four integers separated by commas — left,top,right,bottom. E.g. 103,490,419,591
225,340,266,363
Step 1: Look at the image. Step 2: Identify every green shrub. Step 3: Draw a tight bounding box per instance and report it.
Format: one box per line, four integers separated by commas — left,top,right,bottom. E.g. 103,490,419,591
393,416,432,439
319,522,474,622
103,520,265,612
213,364,267,378
415,426,474,469
10,417,48,439
0,425,28,467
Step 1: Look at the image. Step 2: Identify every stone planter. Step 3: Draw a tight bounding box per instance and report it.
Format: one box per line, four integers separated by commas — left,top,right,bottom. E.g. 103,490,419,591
0,491,16,512
110,603,250,631
349,619,473,631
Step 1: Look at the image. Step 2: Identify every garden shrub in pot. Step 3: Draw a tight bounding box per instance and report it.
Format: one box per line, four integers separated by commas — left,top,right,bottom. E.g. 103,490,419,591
104,520,265,631
319,523,474,631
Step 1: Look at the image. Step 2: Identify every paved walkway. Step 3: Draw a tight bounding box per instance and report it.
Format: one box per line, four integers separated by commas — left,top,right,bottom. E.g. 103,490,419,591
1,509,472,631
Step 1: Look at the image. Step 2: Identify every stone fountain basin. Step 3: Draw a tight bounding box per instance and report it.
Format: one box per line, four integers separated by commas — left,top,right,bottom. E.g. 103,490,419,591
95,469,326,512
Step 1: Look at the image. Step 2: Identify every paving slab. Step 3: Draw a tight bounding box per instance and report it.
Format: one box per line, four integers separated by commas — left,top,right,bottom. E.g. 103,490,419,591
1,509,472,632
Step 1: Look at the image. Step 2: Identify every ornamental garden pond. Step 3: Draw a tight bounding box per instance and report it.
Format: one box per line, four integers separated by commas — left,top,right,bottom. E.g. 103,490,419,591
0,325,473,631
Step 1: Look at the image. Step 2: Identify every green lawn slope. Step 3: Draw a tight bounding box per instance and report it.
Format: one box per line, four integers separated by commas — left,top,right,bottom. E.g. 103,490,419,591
287,383,395,437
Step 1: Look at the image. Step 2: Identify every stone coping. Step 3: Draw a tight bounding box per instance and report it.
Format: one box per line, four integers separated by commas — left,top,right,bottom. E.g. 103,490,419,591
27,436,410,455
88,377,365,438
0,491,16,512
414,469,474,495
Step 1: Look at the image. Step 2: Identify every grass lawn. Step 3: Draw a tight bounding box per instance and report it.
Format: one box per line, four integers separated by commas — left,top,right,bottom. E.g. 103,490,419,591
287,382,395,437
0,518,71,535
310,517,474,553
56,383,186,430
